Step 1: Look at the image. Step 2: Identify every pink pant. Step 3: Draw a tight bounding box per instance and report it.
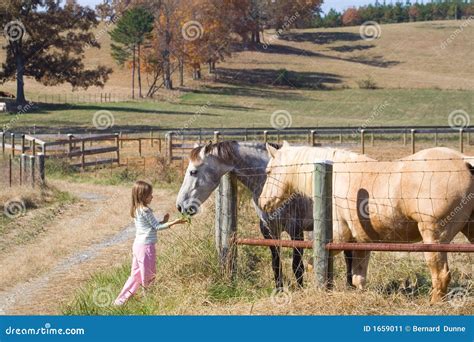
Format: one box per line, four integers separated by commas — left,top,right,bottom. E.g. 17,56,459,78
114,242,156,305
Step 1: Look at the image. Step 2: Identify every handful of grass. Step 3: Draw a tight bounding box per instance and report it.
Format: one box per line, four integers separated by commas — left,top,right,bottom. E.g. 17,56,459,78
180,212,192,224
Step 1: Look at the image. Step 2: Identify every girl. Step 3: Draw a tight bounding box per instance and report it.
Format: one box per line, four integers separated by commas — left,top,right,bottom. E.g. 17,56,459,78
114,181,186,305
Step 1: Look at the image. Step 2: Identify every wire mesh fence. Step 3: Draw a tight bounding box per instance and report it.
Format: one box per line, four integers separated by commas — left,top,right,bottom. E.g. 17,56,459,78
176,140,473,307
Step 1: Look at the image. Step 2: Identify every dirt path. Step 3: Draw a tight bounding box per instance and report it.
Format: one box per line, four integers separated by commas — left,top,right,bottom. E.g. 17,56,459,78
0,180,176,315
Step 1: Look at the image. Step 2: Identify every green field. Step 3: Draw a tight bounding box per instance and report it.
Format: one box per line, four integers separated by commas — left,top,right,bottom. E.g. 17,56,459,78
1,87,472,132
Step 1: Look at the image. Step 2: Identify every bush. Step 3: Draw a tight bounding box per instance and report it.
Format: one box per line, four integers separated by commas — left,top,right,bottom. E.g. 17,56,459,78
357,75,378,89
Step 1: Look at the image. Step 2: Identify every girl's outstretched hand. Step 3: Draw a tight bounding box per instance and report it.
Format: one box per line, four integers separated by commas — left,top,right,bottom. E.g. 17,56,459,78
170,218,187,226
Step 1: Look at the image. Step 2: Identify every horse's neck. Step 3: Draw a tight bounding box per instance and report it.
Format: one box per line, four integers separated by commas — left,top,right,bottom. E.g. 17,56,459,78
229,143,268,198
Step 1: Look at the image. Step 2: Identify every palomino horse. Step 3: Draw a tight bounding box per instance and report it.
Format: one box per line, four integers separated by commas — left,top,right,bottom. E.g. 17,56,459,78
175,141,354,289
259,142,474,303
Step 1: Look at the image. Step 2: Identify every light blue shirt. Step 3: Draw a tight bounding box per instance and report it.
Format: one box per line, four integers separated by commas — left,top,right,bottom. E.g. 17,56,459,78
134,207,170,244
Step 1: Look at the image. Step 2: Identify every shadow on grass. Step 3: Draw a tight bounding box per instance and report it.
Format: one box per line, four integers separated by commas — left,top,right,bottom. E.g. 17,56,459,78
330,44,375,52
239,43,399,68
7,102,219,117
279,31,364,44
186,85,307,100
215,67,342,90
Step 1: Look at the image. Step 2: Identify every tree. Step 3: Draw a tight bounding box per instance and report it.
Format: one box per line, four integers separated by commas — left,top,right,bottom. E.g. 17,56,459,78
322,9,342,27
0,0,112,105
109,7,154,98
342,8,362,26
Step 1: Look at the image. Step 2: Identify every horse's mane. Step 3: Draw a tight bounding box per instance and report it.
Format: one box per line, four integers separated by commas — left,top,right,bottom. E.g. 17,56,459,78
190,141,280,164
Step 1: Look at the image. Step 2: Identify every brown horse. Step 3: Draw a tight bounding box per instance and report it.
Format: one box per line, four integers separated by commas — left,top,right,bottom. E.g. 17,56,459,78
259,143,474,303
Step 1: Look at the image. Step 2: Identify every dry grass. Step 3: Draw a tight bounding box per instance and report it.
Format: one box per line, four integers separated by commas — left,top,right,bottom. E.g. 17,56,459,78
0,20,472,98
62,187,473,316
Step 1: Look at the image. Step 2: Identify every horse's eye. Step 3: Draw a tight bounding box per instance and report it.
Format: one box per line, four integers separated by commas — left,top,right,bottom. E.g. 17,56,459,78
190,170,198,176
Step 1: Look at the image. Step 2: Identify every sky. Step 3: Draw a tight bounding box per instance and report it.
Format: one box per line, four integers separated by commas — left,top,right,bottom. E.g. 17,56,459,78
77,0,378,15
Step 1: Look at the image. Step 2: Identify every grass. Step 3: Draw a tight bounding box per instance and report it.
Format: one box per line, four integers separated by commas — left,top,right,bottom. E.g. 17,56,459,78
0,183,76,251
0,87,472,132
44,156,181,191
62,189,473,315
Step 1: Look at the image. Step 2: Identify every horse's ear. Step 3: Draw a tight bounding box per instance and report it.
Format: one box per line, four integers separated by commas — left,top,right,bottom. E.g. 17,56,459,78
282,140,290,148
266,143,278,158
199,141,213,159
193,143,200,148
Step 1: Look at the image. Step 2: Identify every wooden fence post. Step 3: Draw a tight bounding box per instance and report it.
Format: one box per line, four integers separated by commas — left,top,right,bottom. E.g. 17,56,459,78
115,133,120,165
313,161,334,289
81,140,85,170
310,129,316,147
9,155,12,187
214,131,220,143
411,129,416,154
166,132,174,163
21,154,28,184
360,129,365,154
21,135,25,154
215,172,238,277
29,155,35,187
68,134,73,161
459,128,464,153
2,132,5,155
138,138,142,156
263,130,268,143
150,131,154,147
11,133,15,157
37,154,45,185
434,128,438,146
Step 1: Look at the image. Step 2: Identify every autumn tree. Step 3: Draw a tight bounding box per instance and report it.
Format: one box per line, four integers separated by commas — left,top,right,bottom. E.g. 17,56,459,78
0,0,112,105
342,8,362,26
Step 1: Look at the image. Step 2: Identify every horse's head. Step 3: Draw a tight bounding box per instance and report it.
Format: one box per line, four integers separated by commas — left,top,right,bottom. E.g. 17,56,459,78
176,141,235,216
259,141,295,212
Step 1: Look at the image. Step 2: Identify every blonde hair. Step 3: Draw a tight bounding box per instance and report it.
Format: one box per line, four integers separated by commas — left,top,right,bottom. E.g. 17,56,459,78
131,181,153,218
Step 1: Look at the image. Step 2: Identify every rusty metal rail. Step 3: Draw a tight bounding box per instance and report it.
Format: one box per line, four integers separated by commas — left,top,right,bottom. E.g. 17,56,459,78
235,238,474,252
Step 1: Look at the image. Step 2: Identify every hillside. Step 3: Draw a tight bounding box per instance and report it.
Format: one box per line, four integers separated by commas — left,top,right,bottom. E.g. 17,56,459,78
0,20,472,131
1,20,473,96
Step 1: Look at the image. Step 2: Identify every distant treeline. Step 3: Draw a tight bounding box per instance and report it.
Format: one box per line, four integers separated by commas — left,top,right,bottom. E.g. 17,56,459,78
315,1,474,27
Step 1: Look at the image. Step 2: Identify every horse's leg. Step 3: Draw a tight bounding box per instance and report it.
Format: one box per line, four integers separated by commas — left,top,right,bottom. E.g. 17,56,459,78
260,221,283,289
351,250,371,289
344,251,354,287
418,222,451,303
291,230,305,288
424,251,450,303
